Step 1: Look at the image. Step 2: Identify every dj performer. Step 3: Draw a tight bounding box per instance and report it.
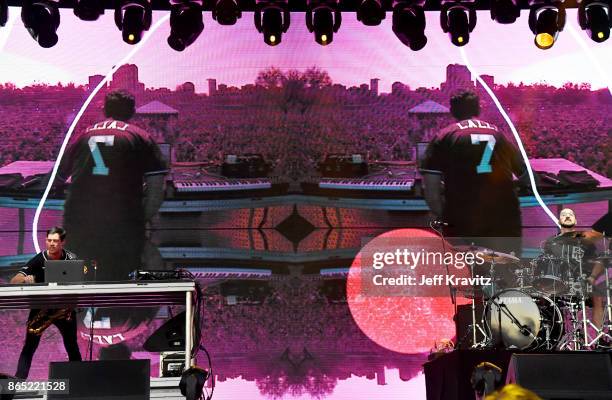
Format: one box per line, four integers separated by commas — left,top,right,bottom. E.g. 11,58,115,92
10,226,82,379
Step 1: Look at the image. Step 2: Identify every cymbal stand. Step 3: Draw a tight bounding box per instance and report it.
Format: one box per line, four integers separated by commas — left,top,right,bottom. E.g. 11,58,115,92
573,247,594,347
586,239,612,347
558,297,583,350
469,257,491,348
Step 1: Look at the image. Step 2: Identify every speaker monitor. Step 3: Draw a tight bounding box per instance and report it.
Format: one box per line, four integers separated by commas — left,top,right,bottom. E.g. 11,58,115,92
48,360,150,400
506,353,612,399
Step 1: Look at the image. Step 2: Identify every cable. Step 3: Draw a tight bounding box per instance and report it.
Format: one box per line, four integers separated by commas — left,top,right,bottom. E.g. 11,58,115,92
31,13,171,253
460,47,560,229
198,344,214,400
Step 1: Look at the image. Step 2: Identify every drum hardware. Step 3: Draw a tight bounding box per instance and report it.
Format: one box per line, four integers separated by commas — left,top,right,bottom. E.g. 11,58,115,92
451,244,495,348
514,266,534,290
558,298,584,351
585,251,612,348
470,256,492,349
573,248,594,348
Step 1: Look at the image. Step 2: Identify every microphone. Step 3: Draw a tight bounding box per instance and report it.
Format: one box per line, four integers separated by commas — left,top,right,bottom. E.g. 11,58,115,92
432,218,448,228
520,325,534,338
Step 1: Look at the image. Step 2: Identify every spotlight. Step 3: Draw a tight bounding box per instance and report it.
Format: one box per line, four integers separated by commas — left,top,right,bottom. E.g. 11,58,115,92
306,0,342,45
255,0,290,46
21,0,60,48
74,0,105,21
179,366,210,400
115,0,152,44
357,0,386,26
168,1,204,51
1,0,8,27
213,0,241,25
392,1,427,50
578,0,610,42
441,1,477,46
490,0,521,24
528,1,566,49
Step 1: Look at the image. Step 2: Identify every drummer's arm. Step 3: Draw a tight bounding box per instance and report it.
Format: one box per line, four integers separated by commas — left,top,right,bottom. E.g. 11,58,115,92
587,261,604,284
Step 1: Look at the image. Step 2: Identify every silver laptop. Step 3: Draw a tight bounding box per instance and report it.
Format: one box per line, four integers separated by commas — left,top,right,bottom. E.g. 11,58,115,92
44,260,86,283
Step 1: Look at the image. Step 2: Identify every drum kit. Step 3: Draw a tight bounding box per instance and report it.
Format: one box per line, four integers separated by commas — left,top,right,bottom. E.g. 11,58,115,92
457,235,612,352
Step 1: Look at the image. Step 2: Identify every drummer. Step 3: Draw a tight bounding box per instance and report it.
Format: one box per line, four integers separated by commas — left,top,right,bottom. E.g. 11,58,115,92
588,211,611,330
544,208,604,328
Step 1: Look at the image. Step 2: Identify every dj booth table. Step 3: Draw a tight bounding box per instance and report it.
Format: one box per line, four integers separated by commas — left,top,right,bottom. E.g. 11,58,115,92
0,281,196,368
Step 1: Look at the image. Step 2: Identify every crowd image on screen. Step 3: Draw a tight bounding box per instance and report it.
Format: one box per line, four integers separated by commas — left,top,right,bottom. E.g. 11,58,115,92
0,67,609,182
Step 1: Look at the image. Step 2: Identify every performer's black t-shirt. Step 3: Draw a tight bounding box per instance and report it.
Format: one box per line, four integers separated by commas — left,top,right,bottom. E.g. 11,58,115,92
543,231,597,259
420,119,527,235
60,119,168,224
17,249,78,283
543,231,599,275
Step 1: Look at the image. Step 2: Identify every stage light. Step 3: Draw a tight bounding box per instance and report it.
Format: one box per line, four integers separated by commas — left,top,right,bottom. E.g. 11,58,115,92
578,0,610,42
1,0,8,27
441,1,477,46
168,1,204,51
255,0,290,46
392,1,427,51
528,1,566,49
115,0,152,44
179,366,210,400
490,0,521,24
306,0,341,45
213,0,241,25
74,0,105,21
357,0,386,26
21,0,60,48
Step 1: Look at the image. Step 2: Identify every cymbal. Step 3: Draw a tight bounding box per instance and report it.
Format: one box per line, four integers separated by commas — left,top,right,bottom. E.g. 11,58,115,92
481,251,520,264
594,254,612,262
454,245,492,253
453,246,519,264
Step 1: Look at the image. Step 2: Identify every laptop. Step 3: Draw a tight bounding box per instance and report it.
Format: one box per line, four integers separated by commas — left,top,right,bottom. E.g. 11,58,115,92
44,260,87,283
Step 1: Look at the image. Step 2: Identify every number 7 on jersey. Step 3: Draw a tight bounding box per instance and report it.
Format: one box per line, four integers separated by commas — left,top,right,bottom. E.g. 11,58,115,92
470,134,496,174
88,135,115,176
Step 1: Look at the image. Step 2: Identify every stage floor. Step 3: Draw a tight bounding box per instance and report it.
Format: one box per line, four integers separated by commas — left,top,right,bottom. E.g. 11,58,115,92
9,374,430,399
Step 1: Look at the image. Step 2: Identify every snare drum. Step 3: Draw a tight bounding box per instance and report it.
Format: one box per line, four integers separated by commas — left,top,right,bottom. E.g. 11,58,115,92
514,265,534,289
486,289,564,350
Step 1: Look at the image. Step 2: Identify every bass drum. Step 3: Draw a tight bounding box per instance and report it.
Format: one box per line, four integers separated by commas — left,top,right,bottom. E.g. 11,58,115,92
486,289,563,350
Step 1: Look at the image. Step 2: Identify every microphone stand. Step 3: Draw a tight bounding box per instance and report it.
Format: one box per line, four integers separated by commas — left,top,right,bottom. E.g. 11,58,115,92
431,219,457,315
489,298,536,346
88,260,97,361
